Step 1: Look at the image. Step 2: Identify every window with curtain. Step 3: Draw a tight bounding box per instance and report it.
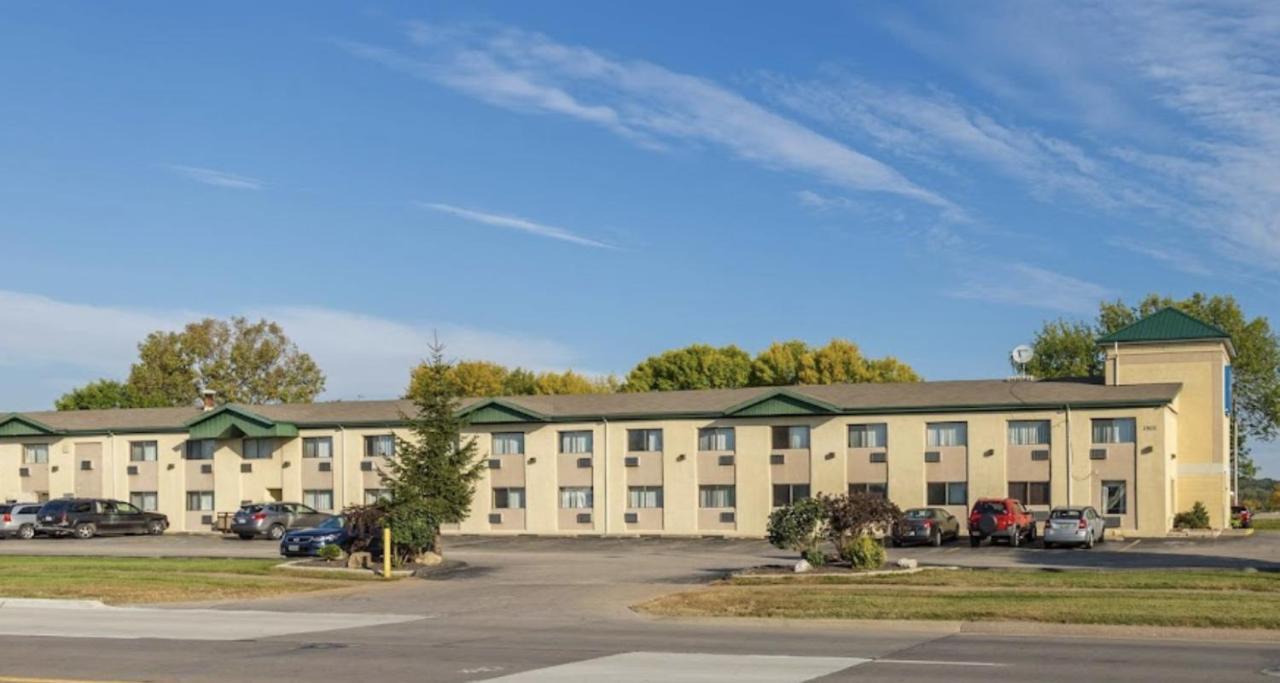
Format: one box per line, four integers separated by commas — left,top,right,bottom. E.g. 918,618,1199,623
926,481,968,506
627,429,663,452
129,491,158,512
698,485,736,508
302,437,333,459
559,431,593,454
22,444,48,464
129,441,158,462
1007,420,1050,446
697,427,735,452
303,489,334,511
363,489,388,505
1091,418,1136,444
185,440,215,460
849,482,888,499
492,432,525,455
848,423,887,448
627,486,663,508
1008,481,1051,506
185,491,214,511
559,487,593,509
771,484,811,507
242,438,275,460
493,487,526,509
364,434,395,458
926,422,968,447
771,426,810,449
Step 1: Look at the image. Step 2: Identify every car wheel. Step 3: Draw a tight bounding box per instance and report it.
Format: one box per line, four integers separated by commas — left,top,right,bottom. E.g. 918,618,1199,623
73,522,96,540
931,529,943,547
969,535,981,547
1097,528,1106,544
1085,531,1095,549
147,520,165,536
890,537,900,548
1009,526,1020,548
1044,541,1054,549
1028,524,1037,542
17,525,35,540
267,524,286,540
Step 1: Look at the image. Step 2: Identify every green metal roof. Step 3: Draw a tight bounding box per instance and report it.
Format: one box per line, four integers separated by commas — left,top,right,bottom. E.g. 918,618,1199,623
1097,308,1232,347
184,405,299,440
0,413,61,437
723,389,840,417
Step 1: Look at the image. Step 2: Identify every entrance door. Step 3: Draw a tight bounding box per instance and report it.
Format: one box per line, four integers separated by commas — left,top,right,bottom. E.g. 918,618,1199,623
1098,480,1133,529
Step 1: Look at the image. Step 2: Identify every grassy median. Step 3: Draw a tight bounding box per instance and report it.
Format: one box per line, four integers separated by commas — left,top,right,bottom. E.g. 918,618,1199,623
637,568,1280,630
0,556,374,604
1252,517,1280,531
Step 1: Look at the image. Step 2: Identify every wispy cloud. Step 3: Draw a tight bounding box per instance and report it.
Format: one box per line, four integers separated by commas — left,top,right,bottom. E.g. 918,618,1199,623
417,202,617,249
168,165,264,190
951,263,1112,314
340,23,958,215
1107,238,1210,277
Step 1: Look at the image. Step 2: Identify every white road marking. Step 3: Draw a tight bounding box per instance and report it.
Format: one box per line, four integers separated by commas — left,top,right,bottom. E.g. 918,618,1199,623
483,652,868,682
874,658,1003,667
1119,540,1142,552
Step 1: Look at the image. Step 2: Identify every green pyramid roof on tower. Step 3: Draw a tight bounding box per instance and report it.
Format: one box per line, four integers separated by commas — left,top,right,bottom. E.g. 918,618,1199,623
1097,307,1232,347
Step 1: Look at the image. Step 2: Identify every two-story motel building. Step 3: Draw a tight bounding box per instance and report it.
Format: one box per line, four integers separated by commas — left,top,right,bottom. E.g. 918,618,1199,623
0,309,1236,535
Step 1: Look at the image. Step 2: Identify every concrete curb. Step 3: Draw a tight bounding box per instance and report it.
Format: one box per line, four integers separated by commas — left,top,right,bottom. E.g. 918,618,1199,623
959,619,1280,643
275,559,413,578
730,565,958,580
0,598,106,609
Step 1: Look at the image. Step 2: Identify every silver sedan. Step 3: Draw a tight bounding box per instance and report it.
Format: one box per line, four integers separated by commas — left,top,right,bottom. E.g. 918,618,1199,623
1043,506,1106,548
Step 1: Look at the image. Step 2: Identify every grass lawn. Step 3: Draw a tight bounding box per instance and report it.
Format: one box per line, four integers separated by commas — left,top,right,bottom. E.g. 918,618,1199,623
637,568,1280,630
1252,517,1280,531
0,556,376,604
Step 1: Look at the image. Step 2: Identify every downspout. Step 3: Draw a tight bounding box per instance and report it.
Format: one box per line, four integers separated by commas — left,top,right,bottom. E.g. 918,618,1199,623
602,418,609,536
337,425,346,508
1064,405,1073,505
1113,342,1120,385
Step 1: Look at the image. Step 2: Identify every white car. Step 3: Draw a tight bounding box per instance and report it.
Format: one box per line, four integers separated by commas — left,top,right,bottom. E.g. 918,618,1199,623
1043,506,1106,548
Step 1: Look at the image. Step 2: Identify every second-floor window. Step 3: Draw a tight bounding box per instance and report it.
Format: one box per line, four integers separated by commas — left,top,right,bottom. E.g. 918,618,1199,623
365,434,395,458
242,438,275,459
1091,418,1136,444
559,431,593,454
848,424,887,448
926,422,968,448
302,437,333,459
1008,420,1050,446
627,428,663,452
185,440,215,460
492,432,525,455
771,426,810,449
22,444,48,464
697,427,735,452
129,441,158,462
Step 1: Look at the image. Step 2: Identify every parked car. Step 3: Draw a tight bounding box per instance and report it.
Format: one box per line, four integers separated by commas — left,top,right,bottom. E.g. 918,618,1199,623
968,498,1037,547
280,515,349,557
1043,506,1106,548
36,498,168,539
1232,505,1253,529
232,502,328,540
891,507,960,547
0,502,43,539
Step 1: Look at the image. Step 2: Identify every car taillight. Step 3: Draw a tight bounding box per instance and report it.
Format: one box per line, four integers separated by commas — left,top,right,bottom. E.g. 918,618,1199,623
922,520,932,528
253,512,267,521
1078,518,1088,529
2,513,10,523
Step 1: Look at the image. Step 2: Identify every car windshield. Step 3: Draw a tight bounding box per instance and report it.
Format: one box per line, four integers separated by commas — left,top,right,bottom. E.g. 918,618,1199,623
973,502,1006,514
904,509,933,520
1051,509,1083,519
317,516,343,530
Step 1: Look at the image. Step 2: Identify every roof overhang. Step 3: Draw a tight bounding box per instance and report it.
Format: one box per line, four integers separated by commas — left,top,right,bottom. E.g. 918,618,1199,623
184,405,298,440
723,389,841,417
0,413,62,437
457,399,550,425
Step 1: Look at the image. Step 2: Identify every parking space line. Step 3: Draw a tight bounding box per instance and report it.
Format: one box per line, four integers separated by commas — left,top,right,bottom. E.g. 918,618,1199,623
1119,540,1142,552
874,659,1004,667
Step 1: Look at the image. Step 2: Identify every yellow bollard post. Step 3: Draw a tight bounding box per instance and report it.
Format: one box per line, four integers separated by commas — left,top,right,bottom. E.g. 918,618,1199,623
382,526,392,579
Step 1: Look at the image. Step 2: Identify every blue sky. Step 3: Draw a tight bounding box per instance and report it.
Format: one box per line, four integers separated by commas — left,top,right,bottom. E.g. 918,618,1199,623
1,3,1278,475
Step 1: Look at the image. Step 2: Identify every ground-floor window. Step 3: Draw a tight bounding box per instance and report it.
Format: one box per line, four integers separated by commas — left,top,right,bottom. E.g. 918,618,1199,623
129,491,158,512
493,487,526,509
771,483,811,507
699,485,735,508
926,481,968,506
186,491,214,511
849,482,888,499
627,486,663,509
559,486,593,509
1102,480,1127,515
1008,481,1050,506
303,489,334,512
363,488,388,505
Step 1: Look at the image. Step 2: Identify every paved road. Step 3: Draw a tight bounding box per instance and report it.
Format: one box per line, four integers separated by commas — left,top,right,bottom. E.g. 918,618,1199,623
0,534,1274,681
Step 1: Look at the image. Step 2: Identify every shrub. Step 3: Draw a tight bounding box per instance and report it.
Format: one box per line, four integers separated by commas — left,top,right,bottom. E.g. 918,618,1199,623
766,498,827,558
317,544,343,562
838,535,885,571
1173,501,1211,529
819,492,902,542
802,547,826,567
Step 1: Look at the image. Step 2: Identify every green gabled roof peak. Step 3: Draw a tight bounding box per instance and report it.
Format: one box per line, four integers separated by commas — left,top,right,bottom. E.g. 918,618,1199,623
1097,307,1232,347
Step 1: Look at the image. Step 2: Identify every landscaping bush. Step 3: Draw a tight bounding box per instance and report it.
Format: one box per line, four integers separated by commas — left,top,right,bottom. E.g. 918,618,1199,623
766,498,827,559
838,535,885,571
1173,501,1211,529
802,548,826,567
318,544,343,562
819,492,902,542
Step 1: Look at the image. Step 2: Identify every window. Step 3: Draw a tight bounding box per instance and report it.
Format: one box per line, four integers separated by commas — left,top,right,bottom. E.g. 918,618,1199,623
129,441,158,462
627,429,663,452
185,491,214,511
185,439,215,460
129,491,158,512
492,432,525,456
926,422,967,447
1102,480,1127,515
1008,420,1050,446
1225,365,1233,415
365,434,395,458
697,427,735,452
926,481,968,506
771,484,811,507
848,423,887,448
699,485,736,508
558,486,593,509
302,437,333,459
363,489,388,505
493,487,526,509
242,438,275,460
303,489,334,512
559,431,593,454
1092,418,1136,444
849,482,888,499
22,444,48,464
1008,481,1051,506
771,426,810,449
627,486,663,509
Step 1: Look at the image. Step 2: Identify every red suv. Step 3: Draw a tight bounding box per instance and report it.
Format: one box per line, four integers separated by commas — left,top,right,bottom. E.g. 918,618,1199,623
968,498,1037,547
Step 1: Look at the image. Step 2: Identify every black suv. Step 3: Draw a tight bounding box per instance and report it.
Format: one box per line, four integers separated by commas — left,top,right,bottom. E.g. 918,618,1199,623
37,498,169,539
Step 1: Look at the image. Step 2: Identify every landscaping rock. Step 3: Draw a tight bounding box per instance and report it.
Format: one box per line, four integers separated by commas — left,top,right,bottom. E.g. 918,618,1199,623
896,558,918,569
415,551,444,567
793,559,812,573
346,551,372,569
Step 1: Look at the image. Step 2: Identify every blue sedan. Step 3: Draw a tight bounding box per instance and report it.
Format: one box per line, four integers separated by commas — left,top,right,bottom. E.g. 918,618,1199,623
279,515,348,557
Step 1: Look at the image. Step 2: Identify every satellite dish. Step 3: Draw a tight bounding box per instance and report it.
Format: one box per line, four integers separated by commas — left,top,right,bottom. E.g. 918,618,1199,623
1011,345,1035,365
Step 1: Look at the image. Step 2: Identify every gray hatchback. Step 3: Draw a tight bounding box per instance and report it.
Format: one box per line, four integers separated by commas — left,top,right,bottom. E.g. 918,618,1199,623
1043,506,1106,548
0,502,43,539
230,502,328,540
